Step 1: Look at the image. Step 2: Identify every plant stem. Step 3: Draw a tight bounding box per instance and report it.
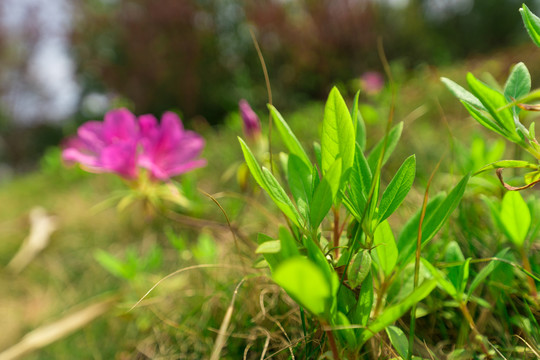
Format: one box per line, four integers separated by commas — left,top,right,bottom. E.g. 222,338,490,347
324,326,341,360
333,207,340,259
521,247,538,300
458,302,491,358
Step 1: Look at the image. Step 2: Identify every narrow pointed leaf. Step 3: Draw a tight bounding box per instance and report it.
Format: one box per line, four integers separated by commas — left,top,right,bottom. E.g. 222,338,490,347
367,122,403,172
441,77,485,110
378,155,416,223
520,4,540,48
474,160,539,176
268,105,311,167
321,87,355,179
261,167,302,227
358,279,437,345
466,73,515,134
310,158,342,229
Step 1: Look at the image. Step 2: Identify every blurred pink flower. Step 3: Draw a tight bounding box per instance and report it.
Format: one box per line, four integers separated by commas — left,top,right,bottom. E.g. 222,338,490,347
239,99,261,141
360,71,384,94
62,108,206,181
138,112,206,180
62,108,139,179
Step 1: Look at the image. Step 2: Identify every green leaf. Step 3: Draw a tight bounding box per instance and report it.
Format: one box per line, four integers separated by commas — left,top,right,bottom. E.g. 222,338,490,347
373,220,398,277
467,248,510,301
458,258,471,296
441,77,486,110
255,240,281,254
287,154,314,221
466,73,515,135
386,326,409,360
377,155,416,223
348,144,372,217
461,101,508,137
332,312,357,348
474,160,539,176
273,257,332,317
310,158,342,229
351,270,373,327
520,4,540,48
268,104,311,167
321,87,355,180
367,122,404,172
279,226,300,259
444,241,465,292
238,137,266,187
397,174,470,266
358,279,437,345
94,249,136,280
347,250,372,288
421,258,457,298
261,167,302,227
303,236,339,305
525,170,540,184
504,62,531,109
351,90,367,151
257,233,280,271
500,191,531,247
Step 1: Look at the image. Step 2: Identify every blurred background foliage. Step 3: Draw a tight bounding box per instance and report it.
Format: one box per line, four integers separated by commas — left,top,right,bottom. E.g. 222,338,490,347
0,0,540,172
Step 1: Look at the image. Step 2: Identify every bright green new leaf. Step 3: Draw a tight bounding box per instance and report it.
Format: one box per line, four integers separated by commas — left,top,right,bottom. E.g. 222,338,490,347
358,279,437,345
310,158,342,229
500,191,531,247
321,87,355,180
367,122,403,172
520,4,540,48
441,77,485,110
255,240,281,254
474,160,539,176
268,104,311,167
386,326,409,360
273,257,332,316
373,220,398,277
378,155,416,223
466,73,515,135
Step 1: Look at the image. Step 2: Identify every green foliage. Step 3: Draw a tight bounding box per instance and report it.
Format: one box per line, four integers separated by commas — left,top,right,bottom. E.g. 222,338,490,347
236,86,472,355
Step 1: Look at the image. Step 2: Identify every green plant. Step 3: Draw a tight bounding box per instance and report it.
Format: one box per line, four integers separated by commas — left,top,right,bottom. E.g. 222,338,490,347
239,87,469,357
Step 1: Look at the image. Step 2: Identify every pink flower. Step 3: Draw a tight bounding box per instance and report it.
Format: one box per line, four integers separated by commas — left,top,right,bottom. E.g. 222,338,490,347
138,112,206,180
239,99,261,141
360,71,384,94
62,108,206,181
62,108,139,179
